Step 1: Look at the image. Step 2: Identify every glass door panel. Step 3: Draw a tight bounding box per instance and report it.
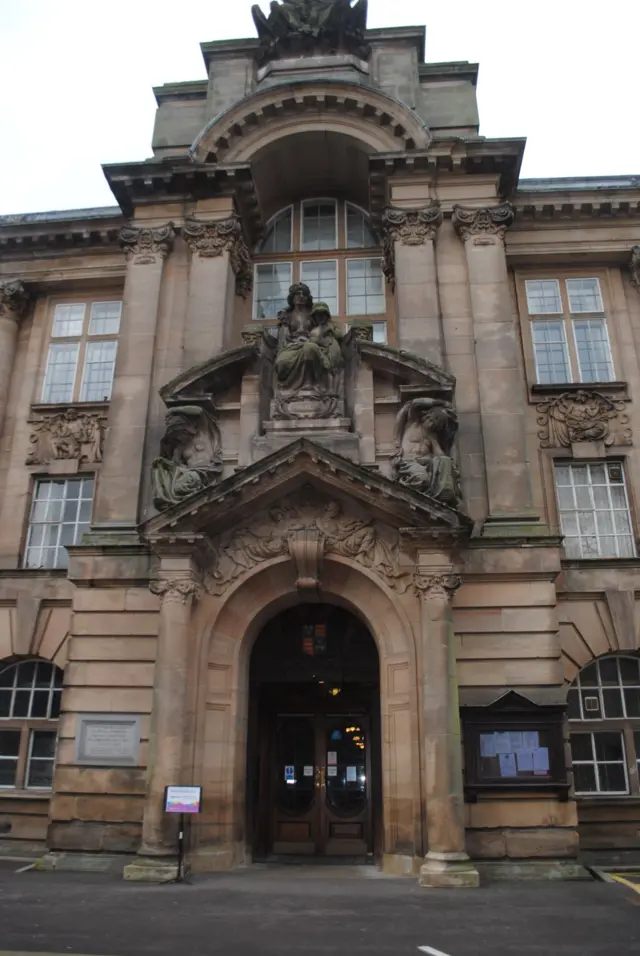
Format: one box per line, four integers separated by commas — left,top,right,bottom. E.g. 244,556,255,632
325,719,367,815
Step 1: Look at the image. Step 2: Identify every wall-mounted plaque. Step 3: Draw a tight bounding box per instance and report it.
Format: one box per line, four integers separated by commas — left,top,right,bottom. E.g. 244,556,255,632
75,714,141,766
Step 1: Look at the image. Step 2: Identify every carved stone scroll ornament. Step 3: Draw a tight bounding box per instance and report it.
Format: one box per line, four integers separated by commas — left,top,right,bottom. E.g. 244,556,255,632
251,0,370,65
205,493,414,596
182,216,252,299
391,398,462,508
381,204,443,289
271,284,346,420
151,405,223,511
119,223,175,265
631,245,640,292
451,204,515,242
413,572,461,601
0,279,30,320
26,411,104,465
536,390,631,448
149,576,203,604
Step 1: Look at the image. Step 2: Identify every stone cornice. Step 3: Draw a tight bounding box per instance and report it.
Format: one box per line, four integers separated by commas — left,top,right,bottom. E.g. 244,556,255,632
0,279,30,319
119,222,175,265
514,196,640,220
452,203,515,241
183,215,252,298
0,213,123,257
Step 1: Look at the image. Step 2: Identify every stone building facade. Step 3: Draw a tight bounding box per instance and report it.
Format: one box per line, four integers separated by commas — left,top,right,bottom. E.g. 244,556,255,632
1,2,640,884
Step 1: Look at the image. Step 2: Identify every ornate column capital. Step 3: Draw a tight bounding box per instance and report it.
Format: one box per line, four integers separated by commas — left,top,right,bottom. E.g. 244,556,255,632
414,571,461,601
630,245,640,292
381,203,442,289
149,575,202,605
0,279,30,321
452,203,515,242
119,222,175,265
183,215,252,299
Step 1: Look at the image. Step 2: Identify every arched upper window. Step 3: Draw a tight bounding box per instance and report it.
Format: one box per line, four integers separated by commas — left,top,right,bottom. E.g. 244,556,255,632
252,200,388,343
568,655,640,796
0,659,62,791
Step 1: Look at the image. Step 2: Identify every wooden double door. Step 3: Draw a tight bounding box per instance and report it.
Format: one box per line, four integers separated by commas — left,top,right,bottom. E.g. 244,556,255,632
260,708,374,858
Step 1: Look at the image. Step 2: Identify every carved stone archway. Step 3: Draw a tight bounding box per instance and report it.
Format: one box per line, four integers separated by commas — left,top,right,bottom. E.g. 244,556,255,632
188,554,423,873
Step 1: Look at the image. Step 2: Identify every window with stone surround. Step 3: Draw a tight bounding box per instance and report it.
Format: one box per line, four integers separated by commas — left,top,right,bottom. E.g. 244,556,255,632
23,477,94,570
252,201,388,339
553,462,635,559
568,655,640,796
520,276,615,385
0,660,62,791
41,298,121,404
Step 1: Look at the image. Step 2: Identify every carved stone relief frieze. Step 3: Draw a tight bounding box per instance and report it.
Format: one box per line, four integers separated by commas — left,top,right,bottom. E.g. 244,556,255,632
391,398,462,508
0,279,30,320
119,223,175,265
452,204,515,243
151,405,223,511
536,390,631,448
381,204,442,288
182,216,252,298
205,489,415,596
26,410,105,465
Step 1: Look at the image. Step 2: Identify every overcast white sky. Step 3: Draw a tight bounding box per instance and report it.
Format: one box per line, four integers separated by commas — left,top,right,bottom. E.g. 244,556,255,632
1,0,638,215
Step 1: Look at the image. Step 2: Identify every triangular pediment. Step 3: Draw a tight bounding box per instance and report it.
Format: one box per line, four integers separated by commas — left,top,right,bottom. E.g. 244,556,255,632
142,437,470,540
359,342,455,399
160,344,258,406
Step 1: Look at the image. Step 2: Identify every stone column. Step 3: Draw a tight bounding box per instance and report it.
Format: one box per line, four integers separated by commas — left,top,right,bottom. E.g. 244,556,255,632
382,204,443,364
94,223,174,528
0,280,30,440
124,557,202,882
452,204,534,527
183,215,251,369
417,569,479,888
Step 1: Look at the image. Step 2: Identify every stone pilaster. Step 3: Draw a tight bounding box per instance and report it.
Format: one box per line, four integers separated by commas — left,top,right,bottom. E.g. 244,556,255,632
452,204,535,528
382,204,443,363
93,222,175,528
183,215,252,368
124,558,202,882
416,569,479,888
0,279,30,440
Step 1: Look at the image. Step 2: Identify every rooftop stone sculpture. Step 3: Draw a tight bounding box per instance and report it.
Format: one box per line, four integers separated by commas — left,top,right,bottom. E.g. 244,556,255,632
251,0,369,63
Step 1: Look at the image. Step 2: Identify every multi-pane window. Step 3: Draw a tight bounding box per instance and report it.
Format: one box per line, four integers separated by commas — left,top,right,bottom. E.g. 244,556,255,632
300,260,339,315
0,660,62,791
42,300,121,403
345,322,388,344
568,656,640,796
524,277,614,384
24,477,94,570
253,201,388,326
554,462,635,559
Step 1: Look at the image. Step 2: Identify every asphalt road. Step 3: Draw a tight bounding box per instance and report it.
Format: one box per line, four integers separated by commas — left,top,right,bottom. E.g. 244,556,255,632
0,862,639,956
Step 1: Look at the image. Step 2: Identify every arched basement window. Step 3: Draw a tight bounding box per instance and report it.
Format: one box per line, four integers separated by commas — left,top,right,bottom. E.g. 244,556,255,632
252,200,388,343
0,659,62,790
568,655,640,796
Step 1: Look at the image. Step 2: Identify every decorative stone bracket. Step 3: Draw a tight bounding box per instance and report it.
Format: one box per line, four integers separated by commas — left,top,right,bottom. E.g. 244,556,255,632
288,529,324,590
0,279,30,320
183,215,252,299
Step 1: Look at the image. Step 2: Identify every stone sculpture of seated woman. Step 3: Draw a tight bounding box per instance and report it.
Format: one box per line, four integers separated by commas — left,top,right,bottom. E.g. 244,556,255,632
271,283,345,420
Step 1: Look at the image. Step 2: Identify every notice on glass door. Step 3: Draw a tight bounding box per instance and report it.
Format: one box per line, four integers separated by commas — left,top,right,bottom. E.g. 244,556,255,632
327,751,337,766
346,766,357,782
303,765,314,777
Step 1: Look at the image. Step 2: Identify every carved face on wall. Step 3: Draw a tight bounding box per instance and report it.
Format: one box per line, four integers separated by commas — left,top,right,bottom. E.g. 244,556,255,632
287,282,313,311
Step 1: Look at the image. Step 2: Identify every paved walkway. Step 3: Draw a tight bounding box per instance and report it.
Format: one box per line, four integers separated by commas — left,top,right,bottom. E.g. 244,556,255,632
0,863,639,956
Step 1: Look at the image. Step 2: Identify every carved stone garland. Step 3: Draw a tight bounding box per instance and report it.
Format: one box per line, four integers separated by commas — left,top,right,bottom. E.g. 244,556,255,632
536,390,631,448
182,216,252,298
452,204,515,242
119,223,175,265
26,410,104,465
381,204,443,289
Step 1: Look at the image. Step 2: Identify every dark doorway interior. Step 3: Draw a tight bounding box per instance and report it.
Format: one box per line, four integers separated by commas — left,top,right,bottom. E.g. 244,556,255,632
247,604,381,861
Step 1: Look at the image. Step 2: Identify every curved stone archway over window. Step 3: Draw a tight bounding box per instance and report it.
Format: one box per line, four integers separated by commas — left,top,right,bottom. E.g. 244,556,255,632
190,80,432,164
189,554,423,873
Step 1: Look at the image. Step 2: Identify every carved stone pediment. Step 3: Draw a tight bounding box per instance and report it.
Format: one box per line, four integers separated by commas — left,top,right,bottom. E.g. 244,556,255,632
358,342,455,399
160,345,260,407
142,438,471,542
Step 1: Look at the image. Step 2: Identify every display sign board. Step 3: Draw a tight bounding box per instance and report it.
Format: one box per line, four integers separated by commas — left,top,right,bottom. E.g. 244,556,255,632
164,785,203,814
75,714,140,766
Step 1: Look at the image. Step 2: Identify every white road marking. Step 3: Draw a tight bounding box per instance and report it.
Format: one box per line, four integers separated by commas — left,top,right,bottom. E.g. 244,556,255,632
14,862,35,873
418,947,452,956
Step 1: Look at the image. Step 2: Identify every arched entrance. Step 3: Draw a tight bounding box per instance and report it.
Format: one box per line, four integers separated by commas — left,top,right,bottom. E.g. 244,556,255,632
246,603,381,860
